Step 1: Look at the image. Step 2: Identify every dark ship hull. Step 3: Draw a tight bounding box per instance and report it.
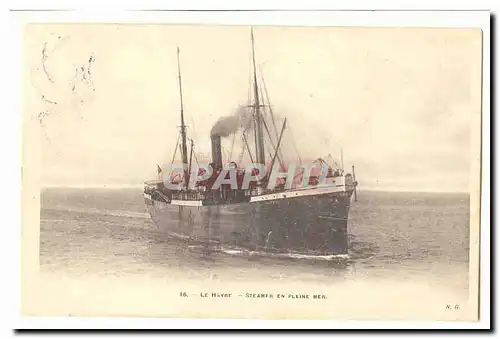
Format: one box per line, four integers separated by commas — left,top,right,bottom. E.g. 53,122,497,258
144,185,354,255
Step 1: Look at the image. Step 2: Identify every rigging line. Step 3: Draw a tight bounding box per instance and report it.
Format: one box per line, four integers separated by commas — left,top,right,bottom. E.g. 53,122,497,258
176,47,188,168
242,131,255,165
237,51,253,166
293,168,305,181
223,145,231,164
287,123,302,165
187,137,202,170
251,28,266,166
268,119,288,181
253,105,259,163
242,88,254,135
250,52,259,163
188,139,194,178
261,115,283,167
258,82,275,146
189,115,198,144
237,139,246,165
259,70,284,162
248,50,253,107
193,152,200,167
238,105,254,165
228,131,236,161
188,139,194,184
259,70,280,141
258,78,268,120
171,134,181,165
242,47,253,165
237,52,254,167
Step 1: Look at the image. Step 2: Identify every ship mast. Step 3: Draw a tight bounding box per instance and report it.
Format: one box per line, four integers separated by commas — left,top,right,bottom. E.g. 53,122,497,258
176,47,189,187
251,28,266,166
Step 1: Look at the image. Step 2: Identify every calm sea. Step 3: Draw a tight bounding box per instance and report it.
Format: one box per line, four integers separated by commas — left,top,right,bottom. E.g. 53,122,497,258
38,188,470,316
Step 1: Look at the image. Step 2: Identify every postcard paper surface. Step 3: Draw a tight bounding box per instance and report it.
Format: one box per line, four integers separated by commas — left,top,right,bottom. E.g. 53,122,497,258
21,15,484,322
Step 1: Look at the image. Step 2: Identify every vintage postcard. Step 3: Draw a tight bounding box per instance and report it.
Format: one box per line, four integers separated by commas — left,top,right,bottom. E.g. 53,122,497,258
19,11,487,325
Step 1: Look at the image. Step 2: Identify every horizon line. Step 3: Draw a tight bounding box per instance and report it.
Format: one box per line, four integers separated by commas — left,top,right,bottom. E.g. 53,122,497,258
39,183,469,194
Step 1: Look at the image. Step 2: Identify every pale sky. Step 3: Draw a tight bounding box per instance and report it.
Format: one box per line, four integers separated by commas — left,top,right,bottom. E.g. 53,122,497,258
24,25,482,192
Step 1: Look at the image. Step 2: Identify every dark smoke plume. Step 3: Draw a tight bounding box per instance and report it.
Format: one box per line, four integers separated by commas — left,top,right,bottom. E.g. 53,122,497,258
210,106,253,137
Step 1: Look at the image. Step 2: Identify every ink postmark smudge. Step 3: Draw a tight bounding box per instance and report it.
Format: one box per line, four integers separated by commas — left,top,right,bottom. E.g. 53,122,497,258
35,34,96,130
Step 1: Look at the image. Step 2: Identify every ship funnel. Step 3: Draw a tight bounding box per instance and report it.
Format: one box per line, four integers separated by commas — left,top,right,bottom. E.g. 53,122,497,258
211,135,223,171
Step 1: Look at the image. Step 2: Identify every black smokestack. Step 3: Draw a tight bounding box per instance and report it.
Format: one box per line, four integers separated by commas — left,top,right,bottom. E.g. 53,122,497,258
211,135,223,171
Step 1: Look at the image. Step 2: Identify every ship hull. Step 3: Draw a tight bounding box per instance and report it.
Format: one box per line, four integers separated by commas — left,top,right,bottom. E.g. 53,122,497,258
145,189,353,255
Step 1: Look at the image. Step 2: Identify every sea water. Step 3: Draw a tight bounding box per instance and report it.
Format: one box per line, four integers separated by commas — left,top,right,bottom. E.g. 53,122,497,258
37,188,470,319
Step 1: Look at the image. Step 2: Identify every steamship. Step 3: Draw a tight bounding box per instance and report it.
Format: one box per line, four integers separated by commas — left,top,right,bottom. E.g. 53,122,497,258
143,29,358,255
